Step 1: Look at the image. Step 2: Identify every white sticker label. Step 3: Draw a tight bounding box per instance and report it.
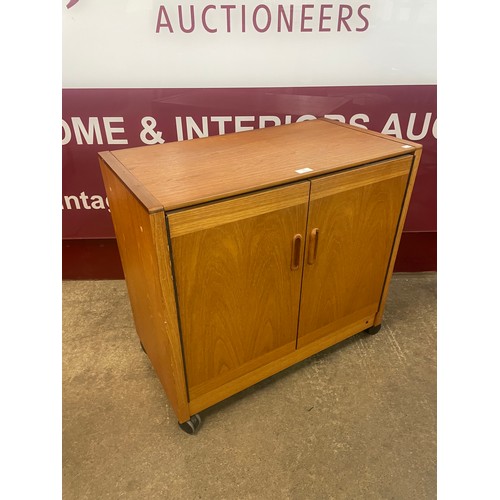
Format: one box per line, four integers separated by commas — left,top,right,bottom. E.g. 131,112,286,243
295,167,314,174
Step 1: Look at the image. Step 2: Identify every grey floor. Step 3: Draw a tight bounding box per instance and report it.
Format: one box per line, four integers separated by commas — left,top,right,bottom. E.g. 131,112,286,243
63,273,436,500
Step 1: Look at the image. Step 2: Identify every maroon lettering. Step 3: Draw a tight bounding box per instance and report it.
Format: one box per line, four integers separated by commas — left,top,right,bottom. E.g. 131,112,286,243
221,5,236,32
241,4,246,32
178,5,195,33
154,2,372,35
277,4,293,32
202,5,217,33
337,5,353,32
319,4,333,32
253,4,272,33
156,5,173,33
301,4,314,32
356,4,370,32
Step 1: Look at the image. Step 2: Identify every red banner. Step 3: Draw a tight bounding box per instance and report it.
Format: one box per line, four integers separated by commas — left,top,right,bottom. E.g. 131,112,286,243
62,85,436,239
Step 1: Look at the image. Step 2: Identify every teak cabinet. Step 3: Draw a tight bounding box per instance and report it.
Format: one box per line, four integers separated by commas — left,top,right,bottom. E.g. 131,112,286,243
99,119,422,433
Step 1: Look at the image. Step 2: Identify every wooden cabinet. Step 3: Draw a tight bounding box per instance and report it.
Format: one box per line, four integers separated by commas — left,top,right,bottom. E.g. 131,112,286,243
99,119,422,432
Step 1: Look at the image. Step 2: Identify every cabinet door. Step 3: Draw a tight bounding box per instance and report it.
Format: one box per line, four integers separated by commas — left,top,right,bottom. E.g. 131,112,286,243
297,156,412,348
167,182,310,401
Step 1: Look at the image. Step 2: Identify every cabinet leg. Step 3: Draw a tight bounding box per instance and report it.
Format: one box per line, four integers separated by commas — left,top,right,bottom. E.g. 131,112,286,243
366,324,382,335
178,414,202,435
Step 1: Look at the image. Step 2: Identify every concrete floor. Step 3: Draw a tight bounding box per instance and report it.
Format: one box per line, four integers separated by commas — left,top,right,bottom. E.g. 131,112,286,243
63,273,436,500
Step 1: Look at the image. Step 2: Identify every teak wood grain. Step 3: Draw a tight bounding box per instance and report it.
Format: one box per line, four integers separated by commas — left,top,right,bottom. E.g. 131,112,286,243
188,313,373,416
168,181,310,238
297,156,412,347
98,151,164,213
168,182,310,397
99,120,423,426
374,148,422,326
109,119,417,212
99,158,190,422
309,155,412,201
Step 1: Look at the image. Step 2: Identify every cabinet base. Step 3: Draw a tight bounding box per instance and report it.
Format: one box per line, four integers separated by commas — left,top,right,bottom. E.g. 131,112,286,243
188,315,373,416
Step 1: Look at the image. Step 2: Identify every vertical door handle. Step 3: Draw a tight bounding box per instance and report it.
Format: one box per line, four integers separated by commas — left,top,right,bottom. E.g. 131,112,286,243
291,234,303,270
307,228,319,265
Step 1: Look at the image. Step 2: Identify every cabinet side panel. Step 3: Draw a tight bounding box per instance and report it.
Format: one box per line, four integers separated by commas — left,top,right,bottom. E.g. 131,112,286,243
374,148,423,325
99,158,190,422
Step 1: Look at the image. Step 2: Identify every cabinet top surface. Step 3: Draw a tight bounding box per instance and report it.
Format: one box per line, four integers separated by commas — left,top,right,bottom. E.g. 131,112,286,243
102,119,420,212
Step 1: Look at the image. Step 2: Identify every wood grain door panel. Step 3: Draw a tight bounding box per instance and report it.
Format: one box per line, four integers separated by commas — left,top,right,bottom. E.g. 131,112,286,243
297,156,412,347
168,182,310,400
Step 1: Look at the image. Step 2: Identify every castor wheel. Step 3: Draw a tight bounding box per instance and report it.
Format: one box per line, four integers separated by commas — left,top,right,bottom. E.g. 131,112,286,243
178,414,202,435
140,341,147,354
366,324,382,335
